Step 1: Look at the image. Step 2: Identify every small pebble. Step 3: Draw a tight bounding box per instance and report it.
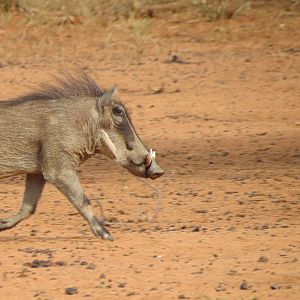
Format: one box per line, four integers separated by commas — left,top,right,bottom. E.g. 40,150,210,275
270,283,280,290
65,287,78,295
240,281,250,290
258,256,269,263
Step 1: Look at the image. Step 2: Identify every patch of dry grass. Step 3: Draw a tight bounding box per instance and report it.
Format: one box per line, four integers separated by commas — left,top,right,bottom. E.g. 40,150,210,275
0,1,299,24
0,0,299,66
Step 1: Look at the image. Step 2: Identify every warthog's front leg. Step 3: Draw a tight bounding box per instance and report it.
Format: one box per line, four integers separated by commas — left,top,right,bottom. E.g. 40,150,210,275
43,168,113,240
0,174,45,231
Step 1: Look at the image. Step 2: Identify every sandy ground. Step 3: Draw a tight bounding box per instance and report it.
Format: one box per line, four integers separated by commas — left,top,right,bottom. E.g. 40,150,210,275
0,8,299,300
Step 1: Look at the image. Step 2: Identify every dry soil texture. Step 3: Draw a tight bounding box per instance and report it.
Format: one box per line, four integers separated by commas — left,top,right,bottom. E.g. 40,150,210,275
0,10,299,300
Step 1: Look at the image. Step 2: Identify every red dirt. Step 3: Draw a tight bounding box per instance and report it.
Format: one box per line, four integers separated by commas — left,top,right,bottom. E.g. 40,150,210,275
0,8,299,300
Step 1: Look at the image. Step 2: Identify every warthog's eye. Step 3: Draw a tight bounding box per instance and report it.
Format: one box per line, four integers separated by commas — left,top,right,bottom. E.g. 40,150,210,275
112,106,124,116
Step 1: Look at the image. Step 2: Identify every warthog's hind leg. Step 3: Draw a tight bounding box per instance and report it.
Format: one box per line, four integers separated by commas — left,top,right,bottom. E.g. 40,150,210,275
0,174,45,231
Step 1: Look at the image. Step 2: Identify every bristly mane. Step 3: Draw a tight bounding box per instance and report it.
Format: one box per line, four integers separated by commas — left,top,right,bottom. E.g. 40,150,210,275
2,71,105,105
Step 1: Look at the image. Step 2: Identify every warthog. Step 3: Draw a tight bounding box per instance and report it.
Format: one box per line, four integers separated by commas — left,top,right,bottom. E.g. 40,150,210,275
0,72,164,240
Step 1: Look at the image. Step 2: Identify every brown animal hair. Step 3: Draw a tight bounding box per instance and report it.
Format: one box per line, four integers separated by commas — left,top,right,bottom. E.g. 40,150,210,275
2,71,105,105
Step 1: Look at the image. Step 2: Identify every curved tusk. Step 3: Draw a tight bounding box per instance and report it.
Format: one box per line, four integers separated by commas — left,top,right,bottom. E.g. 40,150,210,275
100,130,117,159
149,149,156,159
145,149,156,168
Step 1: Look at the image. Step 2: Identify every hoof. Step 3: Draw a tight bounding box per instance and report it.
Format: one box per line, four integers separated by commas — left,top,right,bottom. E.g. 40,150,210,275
91,217,114,241
0,218,14,231
102,232,114,241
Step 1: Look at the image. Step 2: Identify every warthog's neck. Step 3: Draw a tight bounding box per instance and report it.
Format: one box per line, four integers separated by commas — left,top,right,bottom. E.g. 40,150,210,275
74,115,102,165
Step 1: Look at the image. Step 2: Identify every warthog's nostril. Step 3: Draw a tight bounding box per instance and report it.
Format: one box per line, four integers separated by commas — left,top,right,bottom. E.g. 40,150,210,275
149,169,164,180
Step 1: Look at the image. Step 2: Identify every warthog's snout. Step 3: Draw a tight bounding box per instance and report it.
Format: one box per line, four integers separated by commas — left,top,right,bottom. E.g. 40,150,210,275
146,158,164,180
144,149,164,180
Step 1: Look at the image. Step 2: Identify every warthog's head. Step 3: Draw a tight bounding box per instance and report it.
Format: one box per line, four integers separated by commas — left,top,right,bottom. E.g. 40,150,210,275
96,88,164,180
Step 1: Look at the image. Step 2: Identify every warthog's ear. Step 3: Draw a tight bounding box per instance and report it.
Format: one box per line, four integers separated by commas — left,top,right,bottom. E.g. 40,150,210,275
98,87,118,109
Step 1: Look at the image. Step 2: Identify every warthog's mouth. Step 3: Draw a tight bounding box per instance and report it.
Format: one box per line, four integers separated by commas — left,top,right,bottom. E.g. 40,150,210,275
128,149,164,180
127,159,147,178
129,149,155,169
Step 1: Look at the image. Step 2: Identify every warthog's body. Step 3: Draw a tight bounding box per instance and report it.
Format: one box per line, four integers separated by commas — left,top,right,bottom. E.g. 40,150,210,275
0,73,164,240
0,96,96,178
